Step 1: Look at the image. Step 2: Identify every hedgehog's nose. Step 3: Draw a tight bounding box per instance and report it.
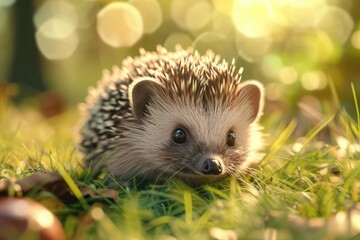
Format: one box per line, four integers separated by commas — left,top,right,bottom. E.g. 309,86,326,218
202,159,222,175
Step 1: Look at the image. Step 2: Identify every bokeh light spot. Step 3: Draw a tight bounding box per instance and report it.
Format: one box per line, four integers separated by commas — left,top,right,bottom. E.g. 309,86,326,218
292,142,303,153
314,6,354,44
232,0,274,38
261,54,283,79
285,31,339,65
34,210,55,229
186,1,213,31
284,0,326,28
351,209,360,231
97,2,143,48
129,0,162,34
265,82,283,101
210,227,237,240
211,0,233,15
212,12,234,35
301,71,328,91
336,135,349,150
235,33,273,63
164,32,193,50
306,31,336,63
171,0,196,30
279,66,298,85
90,207,104,220
34,0,77,30
351,30,360,50
35,18,79,60
171,0,212,31
33,0,78,60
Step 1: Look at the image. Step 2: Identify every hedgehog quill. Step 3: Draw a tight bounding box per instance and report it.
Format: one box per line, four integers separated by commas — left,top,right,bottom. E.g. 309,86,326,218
78,46,265,185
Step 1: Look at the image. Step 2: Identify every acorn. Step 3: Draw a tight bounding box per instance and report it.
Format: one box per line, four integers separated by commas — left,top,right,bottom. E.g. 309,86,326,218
0,198,66,240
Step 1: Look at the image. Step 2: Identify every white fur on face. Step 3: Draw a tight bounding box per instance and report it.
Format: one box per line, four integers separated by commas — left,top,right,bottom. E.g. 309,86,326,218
105,81,264,184
131,93,263,175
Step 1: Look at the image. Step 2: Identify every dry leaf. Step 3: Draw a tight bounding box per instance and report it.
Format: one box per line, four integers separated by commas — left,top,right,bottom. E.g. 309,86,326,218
0,172,119,204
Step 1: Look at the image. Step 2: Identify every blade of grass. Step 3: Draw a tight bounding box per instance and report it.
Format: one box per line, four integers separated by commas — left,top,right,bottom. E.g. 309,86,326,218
203,185,229,199
338,163,360,204
145,216,176,231
50,154,88,208
184,191,193,225
329,77,340,109
295,114,335,156
194,207,214,231
141,190,184,202
262,119,298,164
351,82,360,138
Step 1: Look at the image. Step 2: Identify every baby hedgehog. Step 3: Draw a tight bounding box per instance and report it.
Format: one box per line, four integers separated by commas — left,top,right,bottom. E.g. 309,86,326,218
78,46,265,185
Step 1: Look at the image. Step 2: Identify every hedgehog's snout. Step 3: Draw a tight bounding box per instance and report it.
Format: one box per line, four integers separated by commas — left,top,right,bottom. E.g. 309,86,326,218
202,159,222,175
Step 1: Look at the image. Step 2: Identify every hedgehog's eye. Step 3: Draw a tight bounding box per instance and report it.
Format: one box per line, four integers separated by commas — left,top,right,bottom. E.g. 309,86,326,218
226,131,236,147
172,128,186,144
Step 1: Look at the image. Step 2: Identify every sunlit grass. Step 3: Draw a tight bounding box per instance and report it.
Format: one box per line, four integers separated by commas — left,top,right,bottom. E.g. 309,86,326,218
0,97,360,239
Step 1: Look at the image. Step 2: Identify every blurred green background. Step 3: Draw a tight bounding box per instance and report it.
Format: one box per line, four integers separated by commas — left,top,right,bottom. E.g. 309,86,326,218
0,0,359,119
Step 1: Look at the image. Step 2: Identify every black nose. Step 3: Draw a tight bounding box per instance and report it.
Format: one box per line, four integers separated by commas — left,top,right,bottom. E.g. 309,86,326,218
202,159,222,175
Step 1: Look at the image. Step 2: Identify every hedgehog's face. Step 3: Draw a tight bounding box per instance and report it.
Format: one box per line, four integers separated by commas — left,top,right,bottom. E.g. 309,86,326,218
171,127,237,174
129,77,264,185
165,125,244,179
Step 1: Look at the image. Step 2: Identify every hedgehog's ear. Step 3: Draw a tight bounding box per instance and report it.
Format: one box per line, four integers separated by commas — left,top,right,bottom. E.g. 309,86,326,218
129,77,163,122
238,80,265,123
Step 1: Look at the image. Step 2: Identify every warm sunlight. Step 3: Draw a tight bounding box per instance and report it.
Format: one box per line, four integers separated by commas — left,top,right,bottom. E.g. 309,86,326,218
0,0,359,239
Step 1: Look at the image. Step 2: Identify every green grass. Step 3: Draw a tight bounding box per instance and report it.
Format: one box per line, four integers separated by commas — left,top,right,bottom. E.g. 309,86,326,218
1,96,360,240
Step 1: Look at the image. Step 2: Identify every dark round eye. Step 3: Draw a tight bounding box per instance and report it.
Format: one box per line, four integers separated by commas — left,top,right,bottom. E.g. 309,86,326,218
172,128,186,144
226,131,236,147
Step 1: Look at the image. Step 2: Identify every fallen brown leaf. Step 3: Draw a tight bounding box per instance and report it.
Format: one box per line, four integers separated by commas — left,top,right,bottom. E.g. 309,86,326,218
0,172,119,205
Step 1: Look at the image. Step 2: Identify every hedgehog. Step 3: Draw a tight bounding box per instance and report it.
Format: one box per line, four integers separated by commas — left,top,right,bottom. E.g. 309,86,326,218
78,46,265,186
